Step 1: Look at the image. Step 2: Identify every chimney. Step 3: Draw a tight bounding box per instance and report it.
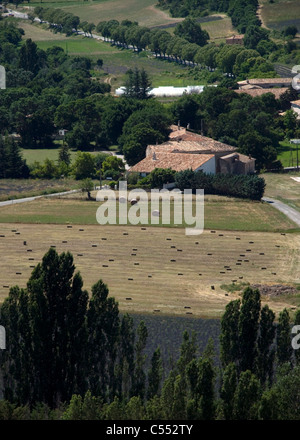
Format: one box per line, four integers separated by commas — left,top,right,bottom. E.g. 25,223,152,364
152,152,157,161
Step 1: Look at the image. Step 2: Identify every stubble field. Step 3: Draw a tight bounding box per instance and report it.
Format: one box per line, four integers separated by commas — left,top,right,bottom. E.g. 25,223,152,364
0,220,299,319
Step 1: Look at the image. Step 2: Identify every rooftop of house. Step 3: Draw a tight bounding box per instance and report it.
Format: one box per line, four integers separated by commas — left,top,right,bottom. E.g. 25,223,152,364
129,152,215,174
167,127,237,152
226,35,244,40
237,78,293,86
220,152,256,163
235,87,287,99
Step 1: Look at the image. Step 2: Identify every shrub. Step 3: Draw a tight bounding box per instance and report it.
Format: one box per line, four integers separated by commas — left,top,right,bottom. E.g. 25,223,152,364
174,171,266,200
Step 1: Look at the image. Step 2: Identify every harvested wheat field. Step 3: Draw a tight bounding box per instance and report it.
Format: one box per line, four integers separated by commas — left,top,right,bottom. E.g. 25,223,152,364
0,223,299,319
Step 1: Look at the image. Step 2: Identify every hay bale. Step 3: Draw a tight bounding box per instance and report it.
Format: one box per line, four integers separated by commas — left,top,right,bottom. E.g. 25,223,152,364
16,272,22,275
109,259,114,262
77,253,83,256
123,232,128,236
131,253,136,256
148,275,152,278
134,263,139,265
210,230,216,233
3,285,9,288
23,241,27,246
0,235,5,237
141,227,147,230
27,249,32,252
128,278,133,281
170,259,176,262
178,273,183,276
126,297,132,300
119,196,127,203
102,264,108,267
79,229,84,231
92,244,97,247
166,238,171,241
184,306,191,309
63,241,68,243
67,225,72,228
152,209,160,217
195,242,199,245
101,238,107,240
211,285,215,290
28,258,34,261
153,310,160,313
130,199,137,206
259,253,264,255
186,312,193,315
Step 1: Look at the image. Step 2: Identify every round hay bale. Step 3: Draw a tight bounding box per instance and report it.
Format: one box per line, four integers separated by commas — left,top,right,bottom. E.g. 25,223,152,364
152,209,160,217
119,196,127,203
130,199,137,206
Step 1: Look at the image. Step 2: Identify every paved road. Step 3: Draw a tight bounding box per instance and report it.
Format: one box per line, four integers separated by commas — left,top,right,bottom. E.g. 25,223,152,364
262,197,300,227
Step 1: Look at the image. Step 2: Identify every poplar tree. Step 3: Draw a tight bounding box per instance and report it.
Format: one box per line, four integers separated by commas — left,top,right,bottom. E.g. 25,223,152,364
238,287,261,373
276,308,293,366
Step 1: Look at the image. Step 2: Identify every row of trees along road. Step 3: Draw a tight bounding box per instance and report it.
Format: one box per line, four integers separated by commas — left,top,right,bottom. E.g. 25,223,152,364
1,248,300,419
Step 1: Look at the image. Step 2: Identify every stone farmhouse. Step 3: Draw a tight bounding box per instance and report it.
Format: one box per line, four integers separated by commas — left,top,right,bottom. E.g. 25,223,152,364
128,125,256,177
226,35,244,45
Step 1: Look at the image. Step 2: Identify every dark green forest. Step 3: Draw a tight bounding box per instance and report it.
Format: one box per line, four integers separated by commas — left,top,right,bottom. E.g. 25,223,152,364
1,248,300,420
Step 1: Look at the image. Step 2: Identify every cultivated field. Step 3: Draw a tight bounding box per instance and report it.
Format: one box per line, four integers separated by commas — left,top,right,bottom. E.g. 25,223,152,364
0,222,299,319
20,0,183,28
259,0,300,32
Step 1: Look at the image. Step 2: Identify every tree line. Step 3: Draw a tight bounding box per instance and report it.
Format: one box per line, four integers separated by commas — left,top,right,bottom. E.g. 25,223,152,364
1,248,300,419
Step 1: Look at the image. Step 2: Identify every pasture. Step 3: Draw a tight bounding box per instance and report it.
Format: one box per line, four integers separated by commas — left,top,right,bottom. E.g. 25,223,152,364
0,221,299,319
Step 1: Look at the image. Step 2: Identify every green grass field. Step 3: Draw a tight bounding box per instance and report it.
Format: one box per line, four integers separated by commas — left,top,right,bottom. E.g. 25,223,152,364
0,191,297,232
277,140,300,168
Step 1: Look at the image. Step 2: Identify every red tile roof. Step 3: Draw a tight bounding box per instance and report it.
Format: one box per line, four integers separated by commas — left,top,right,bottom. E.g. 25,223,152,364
235,87,287,99
129,152,215,173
